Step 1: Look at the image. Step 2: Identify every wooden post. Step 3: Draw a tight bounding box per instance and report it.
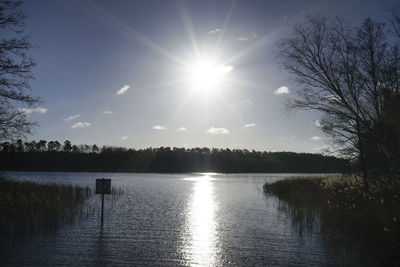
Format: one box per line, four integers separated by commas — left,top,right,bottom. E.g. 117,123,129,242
101,191,104,225
95,178,111,225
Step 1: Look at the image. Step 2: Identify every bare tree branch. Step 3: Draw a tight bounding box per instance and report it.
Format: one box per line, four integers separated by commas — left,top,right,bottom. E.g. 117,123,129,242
279,14,400,181
0,1,39,141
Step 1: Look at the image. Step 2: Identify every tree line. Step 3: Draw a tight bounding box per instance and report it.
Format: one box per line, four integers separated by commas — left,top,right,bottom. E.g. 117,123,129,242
0,140,100,153
0,140,348,173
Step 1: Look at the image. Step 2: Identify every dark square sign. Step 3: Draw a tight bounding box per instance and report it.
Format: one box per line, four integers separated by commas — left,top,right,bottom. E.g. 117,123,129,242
96,179,111,194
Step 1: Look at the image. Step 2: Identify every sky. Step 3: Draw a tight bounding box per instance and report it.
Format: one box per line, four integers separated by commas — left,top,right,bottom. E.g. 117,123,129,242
20,0,398,153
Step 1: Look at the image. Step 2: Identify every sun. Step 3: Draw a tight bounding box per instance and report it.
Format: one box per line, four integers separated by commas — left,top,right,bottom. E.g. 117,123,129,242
187,57,233,93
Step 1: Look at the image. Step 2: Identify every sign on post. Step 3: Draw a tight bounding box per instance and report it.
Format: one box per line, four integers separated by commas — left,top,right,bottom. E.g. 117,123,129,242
96,178,111,194
95,178,111,225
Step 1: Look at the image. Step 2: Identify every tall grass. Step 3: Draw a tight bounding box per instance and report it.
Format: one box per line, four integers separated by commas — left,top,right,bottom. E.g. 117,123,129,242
264,175,400,265
0,176,91,216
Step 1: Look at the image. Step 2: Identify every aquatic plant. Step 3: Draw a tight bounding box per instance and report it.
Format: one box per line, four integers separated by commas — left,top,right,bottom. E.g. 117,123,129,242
264,175,400,265
0,175,91,216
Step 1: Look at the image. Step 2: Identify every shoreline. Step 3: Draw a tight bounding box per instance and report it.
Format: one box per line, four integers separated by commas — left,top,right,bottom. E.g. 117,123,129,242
2,169,338,174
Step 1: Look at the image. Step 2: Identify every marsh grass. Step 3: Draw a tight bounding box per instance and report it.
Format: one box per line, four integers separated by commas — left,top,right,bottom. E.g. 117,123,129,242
264,175,400,265
0,176,91,216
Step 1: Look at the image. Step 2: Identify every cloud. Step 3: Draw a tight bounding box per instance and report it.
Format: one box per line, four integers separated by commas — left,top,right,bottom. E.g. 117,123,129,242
176,127,187,131
120,136,128,140
237,32,257,42
291,135,296,138
117,85,130,95
312,119,322,128
71,122,91,129
274,86,290,95
207,28,223,35
20,107,48,114
152,125,166,130
103,110,113,114
237,36,249,41
244,99,253,105
310,136,321,141
205,127,230,135
245,123,255,128
221,65,234,74
64,114,80,121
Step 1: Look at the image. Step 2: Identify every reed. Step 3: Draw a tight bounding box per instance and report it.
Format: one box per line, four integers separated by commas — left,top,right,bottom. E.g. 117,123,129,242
0,176,91,216
264,175,400,265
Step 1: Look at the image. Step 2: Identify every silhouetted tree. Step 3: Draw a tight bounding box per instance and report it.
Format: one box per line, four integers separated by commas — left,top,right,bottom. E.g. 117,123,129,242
47,140,61,152
0,1,40,140
0,141,10,152
71,145,78,153
279,14,400,185
36,140,46,152
16,139,24,152
24,140,35,152
63,140,72,152
92,144,99,153
53,140,61,152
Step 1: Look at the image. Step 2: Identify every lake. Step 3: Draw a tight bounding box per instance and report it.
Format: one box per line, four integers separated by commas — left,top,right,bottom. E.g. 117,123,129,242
0,172,369,266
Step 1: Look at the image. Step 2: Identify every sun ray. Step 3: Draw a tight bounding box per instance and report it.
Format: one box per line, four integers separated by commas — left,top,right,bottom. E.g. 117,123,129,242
82,0,190,68
223,28,282,65
212,0,237,58
176,0,201,59
82,0,261,132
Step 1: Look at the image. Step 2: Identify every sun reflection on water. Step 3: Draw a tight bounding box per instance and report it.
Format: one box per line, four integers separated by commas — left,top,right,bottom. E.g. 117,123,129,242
184,175,218,266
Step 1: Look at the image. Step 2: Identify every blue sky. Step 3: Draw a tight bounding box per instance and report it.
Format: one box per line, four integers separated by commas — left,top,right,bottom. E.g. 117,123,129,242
21,0,397,152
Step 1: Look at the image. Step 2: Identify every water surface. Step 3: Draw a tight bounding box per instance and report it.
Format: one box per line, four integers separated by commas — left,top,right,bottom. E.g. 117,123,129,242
1,172,351,266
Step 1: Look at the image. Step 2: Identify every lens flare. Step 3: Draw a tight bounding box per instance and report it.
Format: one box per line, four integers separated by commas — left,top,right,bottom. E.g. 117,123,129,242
188,58,233,92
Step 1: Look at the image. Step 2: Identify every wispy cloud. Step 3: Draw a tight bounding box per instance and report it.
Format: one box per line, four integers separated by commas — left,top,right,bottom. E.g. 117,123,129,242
64,114,80,121
20,107,48,115
221,65,234,74
153,125,166,130
237,32,257,42
205,127,230,135
310,136,321,141
274,86,290,95
120,136,128,140
117,85,130,95
312,119,322,128
237,36,249,41
176,127,187,131
71,122,91,129
244,99,253,105
103,110,113,114
207,28,223,35
245,123,255,128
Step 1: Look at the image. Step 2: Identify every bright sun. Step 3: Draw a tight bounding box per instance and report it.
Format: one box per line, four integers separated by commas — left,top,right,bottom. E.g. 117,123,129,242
187,57,233,92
